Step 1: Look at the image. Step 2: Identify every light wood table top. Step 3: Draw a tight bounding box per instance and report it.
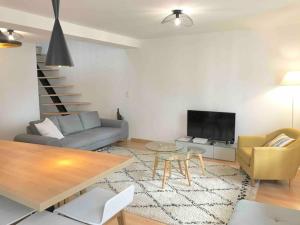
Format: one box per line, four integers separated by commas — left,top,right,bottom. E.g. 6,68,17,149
0,140,133,211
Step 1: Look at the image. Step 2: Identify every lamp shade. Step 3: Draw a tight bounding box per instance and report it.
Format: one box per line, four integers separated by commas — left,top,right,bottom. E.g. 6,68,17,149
46,0,73,67
281,71,300,86
0,30,22,48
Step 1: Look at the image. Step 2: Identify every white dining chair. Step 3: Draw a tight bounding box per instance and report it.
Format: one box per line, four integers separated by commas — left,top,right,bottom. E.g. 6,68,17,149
17,211,84,225
54,185,135,225
0,195,35,225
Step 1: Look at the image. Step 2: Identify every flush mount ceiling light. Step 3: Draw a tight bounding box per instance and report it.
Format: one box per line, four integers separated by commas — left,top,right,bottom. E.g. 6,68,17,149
161,9,193,27
0,29,22,48
46,0,74,67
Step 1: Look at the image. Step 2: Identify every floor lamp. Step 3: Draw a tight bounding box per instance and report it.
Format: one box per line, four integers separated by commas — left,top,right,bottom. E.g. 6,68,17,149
281,71,300,128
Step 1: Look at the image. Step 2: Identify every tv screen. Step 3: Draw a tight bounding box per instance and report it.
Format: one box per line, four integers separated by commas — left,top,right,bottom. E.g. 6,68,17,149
187,110,236,143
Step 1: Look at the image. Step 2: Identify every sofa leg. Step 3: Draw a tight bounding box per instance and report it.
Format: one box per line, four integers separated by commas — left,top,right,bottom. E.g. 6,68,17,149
251,179,256,187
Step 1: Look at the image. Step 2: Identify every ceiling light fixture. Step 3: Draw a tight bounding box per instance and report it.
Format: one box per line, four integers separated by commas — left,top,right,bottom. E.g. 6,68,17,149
161,9,193,27
46,0,73,67
4,29,23,41
0,29,22,48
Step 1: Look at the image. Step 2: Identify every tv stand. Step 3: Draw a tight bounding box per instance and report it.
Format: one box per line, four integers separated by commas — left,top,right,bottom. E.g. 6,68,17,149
176,138,236,162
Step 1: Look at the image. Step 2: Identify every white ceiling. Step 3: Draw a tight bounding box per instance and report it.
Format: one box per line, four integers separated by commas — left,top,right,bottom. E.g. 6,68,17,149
0,0,298,39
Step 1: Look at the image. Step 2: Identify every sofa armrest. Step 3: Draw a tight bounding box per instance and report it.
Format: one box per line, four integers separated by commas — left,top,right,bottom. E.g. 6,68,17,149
100,119,129,140
101,118,127,128
14,134,62,147
238,136,266,149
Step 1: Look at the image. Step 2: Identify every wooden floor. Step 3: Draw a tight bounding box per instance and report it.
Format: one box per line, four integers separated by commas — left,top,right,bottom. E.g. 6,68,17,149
106,140,300,225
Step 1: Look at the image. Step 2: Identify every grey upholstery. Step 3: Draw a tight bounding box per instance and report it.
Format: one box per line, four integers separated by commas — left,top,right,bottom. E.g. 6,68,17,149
0,195,35,225
79,111,101,129
14,112,129,150
17,211,83,225
58,114,84,135
61,127,121,149
14,134,63,147
229,200,300,225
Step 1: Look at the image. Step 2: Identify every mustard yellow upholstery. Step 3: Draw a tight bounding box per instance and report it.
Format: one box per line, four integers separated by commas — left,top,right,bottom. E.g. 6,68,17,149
237,128,300,182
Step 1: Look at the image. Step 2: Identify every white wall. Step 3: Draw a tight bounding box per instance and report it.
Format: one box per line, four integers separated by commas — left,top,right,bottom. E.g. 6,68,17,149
42,40,132,122
41,29,299,143
0,43,39,139
126,31,293,141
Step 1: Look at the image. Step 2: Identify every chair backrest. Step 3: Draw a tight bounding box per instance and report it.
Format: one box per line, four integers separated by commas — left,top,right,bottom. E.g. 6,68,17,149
101,185,135,224
266,128,300,142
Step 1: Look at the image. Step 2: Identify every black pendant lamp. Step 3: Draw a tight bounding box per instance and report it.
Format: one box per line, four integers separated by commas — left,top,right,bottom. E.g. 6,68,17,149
0,30,22,48
46,0,73,66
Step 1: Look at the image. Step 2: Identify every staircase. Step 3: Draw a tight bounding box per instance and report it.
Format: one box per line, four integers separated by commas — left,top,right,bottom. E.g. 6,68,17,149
36,46,90,117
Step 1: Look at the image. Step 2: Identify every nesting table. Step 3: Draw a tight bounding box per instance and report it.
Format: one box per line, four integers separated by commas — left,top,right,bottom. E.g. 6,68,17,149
146,141,206,189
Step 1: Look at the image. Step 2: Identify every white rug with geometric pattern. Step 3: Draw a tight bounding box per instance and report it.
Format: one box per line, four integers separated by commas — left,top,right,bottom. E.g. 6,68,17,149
95,146,258,225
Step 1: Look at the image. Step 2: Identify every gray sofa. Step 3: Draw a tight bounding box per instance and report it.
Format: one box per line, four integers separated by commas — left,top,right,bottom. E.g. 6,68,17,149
14,111,128,150
228,200,300,225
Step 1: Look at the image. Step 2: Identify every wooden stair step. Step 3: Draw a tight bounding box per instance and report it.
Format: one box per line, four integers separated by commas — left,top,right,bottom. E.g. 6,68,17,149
39,85,74,88
40,93,81,97
37,68,59,71
42,102,90,106
38,76,66,79
42,112,84,116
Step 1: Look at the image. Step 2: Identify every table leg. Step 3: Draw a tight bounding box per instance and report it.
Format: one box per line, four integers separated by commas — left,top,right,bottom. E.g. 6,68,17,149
162,160,170,189
198,154,205,175
184,160,192,186
177,160,185,177
152,154,159,179
169,161,172,178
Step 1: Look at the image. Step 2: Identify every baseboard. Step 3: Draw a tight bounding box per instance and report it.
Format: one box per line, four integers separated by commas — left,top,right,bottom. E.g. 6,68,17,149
130,138,152,144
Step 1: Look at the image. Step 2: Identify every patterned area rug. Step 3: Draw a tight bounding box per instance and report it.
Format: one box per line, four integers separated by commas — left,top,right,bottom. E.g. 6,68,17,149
95,146,258,225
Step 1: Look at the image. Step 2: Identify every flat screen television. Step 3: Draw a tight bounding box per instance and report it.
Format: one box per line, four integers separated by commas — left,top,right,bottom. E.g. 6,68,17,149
187,110,236,143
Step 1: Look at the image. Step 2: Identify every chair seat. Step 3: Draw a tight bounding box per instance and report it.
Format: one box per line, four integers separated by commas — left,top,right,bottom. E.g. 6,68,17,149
238,147,252,166
0,196,35,225
17,211,84,225
55,187,116,225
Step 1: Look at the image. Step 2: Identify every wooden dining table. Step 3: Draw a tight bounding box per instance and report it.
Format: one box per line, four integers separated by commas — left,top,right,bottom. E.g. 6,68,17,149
0,140,133,211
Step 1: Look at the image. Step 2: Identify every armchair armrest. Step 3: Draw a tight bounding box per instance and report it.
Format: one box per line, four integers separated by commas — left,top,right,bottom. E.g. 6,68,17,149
14,134,62,147
238,136,266,149
252,147,298,179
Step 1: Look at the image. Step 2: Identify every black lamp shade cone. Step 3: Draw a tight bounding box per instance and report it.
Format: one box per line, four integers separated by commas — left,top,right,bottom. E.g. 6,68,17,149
46,0,73,66
46,19,73,66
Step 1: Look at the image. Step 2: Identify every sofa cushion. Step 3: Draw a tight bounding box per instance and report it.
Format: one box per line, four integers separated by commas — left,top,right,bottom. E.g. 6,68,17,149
61,127,121,148
29,116,61,135
58,114,84,135
238,147,252,166
79,111,101,130
229,200,300,225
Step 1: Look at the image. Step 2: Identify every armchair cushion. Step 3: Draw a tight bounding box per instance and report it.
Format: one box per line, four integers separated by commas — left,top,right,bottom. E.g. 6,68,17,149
238,147,252,166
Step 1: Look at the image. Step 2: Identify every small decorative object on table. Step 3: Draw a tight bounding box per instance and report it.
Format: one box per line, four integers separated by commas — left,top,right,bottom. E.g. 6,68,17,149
117,108,124,120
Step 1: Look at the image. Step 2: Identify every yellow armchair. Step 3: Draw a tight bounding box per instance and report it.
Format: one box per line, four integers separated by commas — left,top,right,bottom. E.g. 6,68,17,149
237,128,300,186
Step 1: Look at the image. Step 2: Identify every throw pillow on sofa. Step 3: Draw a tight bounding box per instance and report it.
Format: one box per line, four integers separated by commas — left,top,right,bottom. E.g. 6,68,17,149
35,118,64,139
265,133,295,147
